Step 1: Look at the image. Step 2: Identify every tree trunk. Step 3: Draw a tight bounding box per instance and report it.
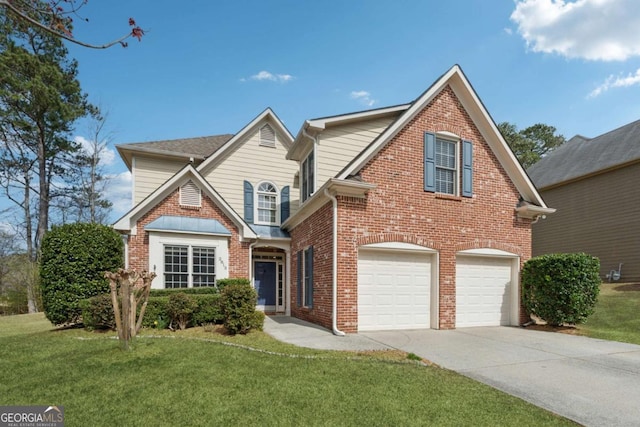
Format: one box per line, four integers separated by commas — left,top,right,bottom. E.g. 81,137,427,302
35,130,48,259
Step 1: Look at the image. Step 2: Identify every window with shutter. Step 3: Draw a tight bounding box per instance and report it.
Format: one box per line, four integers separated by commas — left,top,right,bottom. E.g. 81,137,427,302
180,180,201,207
255,181,279,225
424,132,473,198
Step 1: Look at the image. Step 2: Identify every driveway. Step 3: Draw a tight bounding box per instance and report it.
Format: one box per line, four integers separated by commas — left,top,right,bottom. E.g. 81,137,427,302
264,317,640,427
362,327,640,427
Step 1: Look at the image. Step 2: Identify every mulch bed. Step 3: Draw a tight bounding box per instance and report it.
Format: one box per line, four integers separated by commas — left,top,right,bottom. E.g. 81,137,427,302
613,283,640,292
523,323,580,335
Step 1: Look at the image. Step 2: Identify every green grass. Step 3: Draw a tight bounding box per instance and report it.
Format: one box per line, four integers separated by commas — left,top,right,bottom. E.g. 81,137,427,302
0,314,574,426
579,283,640,345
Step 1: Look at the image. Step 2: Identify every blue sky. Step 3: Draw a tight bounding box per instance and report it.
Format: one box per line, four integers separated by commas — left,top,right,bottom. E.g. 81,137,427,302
31,0,640,221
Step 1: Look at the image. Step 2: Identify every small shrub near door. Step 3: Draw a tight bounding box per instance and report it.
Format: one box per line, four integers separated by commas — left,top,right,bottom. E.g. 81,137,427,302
522,253,601,326
219,282,263,334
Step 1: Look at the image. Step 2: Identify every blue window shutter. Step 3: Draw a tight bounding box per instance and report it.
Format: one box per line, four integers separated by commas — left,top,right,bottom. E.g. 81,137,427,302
306,246,314,308
281,186,290,222
462,140,473,198
424,132,436,192
297,251,302,307
243,180,254,223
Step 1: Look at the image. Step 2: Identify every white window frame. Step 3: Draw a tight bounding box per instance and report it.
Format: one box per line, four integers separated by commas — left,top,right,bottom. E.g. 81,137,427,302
254,181,280,225
148,232,229,289
300,148,315,203
435,136,459,196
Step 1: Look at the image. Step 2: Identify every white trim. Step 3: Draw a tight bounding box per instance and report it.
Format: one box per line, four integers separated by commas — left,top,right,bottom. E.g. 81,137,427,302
148,232,229,289
131,156,136,207
360,242,437,252
306,104,411,129
254,181,280,226
457,248,518,257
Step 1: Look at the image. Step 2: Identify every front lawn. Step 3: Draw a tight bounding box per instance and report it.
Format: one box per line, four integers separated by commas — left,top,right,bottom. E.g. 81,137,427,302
0,313,573,426
579,283,640,345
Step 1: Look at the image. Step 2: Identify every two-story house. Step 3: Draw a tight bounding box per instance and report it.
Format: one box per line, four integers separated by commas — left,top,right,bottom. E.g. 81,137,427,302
114,65,553,333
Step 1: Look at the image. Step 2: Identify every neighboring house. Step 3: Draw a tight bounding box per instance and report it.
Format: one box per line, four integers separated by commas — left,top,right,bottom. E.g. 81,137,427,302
114,65,553,333
527,119,640,282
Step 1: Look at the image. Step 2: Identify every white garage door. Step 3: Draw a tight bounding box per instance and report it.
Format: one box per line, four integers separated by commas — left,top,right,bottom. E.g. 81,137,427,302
358,249,431,331
456,255,513,327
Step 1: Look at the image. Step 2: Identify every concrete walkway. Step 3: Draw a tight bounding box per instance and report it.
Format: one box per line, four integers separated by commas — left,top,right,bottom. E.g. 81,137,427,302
264,316,640,427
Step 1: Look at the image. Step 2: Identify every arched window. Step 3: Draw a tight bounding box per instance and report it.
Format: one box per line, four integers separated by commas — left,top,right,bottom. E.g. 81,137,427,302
256,181,279,225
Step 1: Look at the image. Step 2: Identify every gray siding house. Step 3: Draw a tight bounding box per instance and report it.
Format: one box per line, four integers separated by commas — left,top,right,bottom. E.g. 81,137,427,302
528,119,640,282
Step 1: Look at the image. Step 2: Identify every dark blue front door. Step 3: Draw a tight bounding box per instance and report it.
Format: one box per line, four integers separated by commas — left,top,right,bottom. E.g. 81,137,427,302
255,261,276,306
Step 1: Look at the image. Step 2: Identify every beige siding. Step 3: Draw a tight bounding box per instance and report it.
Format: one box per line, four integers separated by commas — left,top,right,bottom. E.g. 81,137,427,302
316,116,395,185
134,156,188,203
204,126,299,220
533,162,640,281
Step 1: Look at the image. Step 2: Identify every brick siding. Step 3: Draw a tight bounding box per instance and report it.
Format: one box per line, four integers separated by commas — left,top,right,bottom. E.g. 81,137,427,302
290,85,532,332
127,188,250,284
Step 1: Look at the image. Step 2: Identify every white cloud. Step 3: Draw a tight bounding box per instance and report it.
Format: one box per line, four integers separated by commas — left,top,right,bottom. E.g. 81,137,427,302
588,68,640,97
73,135,116,166
243,70,294,83
511,0,640,61
350,90,377,107
103,171,132,218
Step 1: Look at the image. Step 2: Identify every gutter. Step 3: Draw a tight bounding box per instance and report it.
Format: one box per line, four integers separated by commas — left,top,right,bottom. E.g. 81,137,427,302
324,188,345,336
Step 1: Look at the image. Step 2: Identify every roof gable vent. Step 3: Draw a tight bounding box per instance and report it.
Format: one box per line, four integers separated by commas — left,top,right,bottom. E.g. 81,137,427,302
259,124,276,148
180,180,201,207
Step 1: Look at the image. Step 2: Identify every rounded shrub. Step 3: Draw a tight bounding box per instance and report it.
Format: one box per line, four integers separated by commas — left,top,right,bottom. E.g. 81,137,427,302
522,253,601,326
219,281,261,335
40,223,124,326
166,292,198,330
80,294,115,330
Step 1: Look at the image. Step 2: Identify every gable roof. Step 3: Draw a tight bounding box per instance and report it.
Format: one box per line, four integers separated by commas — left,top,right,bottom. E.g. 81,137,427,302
527,119,640,190
197,108,294,174
116,134,234,170
287,104,410,161
335,65,549,209
113,164,256,240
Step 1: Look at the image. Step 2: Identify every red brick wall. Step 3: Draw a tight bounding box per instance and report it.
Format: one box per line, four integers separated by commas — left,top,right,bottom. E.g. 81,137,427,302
290,202,334,330
127,189,250,283
291,85,532,332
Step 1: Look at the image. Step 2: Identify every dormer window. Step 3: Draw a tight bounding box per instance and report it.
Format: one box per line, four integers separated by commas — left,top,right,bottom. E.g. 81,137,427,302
256,181,279,225
259,124,276,148
301,148,314,202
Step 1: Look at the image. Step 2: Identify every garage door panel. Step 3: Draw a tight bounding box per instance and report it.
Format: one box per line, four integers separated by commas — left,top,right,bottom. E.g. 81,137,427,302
358,249,432,331
456,255,512,328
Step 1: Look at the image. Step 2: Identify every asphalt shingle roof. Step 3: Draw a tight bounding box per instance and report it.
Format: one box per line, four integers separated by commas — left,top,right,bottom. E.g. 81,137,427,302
527,119,640,189
117,134,234,158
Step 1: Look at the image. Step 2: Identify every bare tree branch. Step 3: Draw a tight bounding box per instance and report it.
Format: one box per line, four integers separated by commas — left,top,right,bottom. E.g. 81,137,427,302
0,0,145,49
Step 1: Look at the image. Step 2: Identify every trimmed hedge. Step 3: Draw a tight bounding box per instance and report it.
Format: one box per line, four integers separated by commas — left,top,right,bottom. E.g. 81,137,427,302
522,253,601,326
149,287,218,297
216,278,250,292
40,223,124,326
81,294,223,330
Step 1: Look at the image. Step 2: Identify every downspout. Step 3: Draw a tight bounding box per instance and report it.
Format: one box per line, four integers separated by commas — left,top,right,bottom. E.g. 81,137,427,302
324,188,345,336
